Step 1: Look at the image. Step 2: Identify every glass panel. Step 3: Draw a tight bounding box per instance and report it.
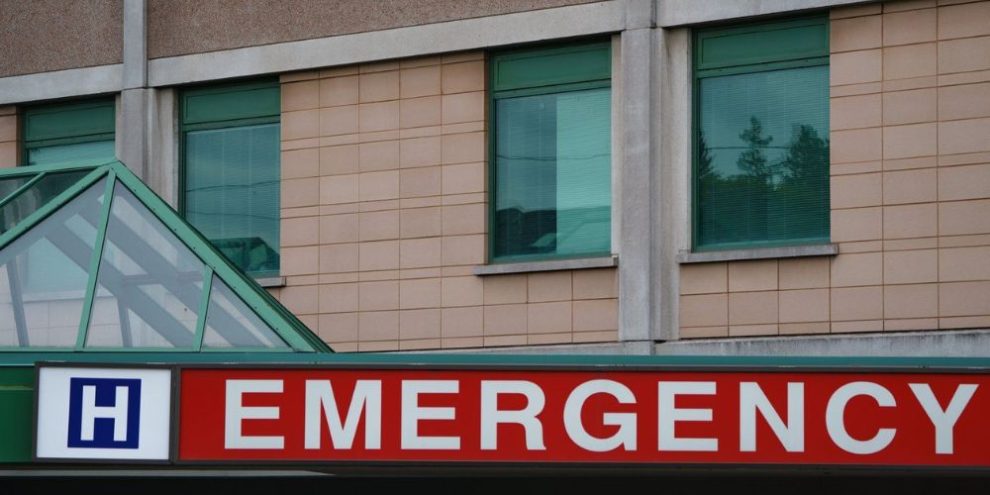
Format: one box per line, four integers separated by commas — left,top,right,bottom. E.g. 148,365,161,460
85,183,204,348
697,65,829,249
25,140,116,167
0,176,34,204
202,274,287,348
0,180,105,347
184,123,280,277
493,87,611,261
0,170,91,232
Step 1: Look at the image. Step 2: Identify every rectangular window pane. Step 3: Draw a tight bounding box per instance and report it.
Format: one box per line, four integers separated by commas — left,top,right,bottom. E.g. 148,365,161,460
184,123,280,277
697,65,829,249
25,140,115,166
493,87,611,261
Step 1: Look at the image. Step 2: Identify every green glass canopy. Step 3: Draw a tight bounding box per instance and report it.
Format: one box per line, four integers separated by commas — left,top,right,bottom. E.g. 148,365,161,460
0,160,330,353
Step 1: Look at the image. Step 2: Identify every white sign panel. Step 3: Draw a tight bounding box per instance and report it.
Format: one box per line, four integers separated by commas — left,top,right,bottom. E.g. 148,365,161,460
36,366,172,460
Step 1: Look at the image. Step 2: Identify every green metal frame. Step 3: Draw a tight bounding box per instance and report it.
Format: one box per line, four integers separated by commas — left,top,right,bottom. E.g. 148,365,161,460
20,98,116,166
691,14,830,252
177,79,281,279
0,160,330,353
487,40,614,264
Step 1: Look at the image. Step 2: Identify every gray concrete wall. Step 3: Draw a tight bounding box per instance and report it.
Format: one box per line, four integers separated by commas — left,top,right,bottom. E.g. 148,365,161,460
0,0,122,77
147,0,598,59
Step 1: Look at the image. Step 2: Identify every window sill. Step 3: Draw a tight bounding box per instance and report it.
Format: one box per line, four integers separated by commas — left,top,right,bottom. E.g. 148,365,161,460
255,276,286,288
473,255,618,276
677,244,838,264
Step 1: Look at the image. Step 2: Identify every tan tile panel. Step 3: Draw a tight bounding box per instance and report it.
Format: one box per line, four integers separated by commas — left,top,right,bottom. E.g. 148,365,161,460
938,163,990,201
680,294,728,328
831,16,882,53
831,50,883,85
831,173,882,208
940,315,990,329
939,246,990,281
318,313,358,343
883,122,937,160
680,263,727,295
938,1,990,39
882,8,937,46
728,260,778,292
883,168,937,205
884,43,938,80
779,289,830,323
359,310,400,341
399,278,442,309
320,75,359,107
882,88,937,126
831,4,882,20
400,207,442,238
484,304,527,336
528,271,572,302
283,148,319,179
484,274,527,305
831,94,882,130
527,302,572,334
831,286,884,321
279,285,318,315
831,207,883,242
938,37,990,74
399,237,442,269
831,320,885,333
442,306,484,338
400,96,442,129
883,0,935,13
572,330,619,343
779,322,831,335
730,324,778,337
399,309,441,340
729,291,778,325
778,258,830,289
939,118,990,155
938,82,990,121
281,246,319,276
281,217,319,247
441,276,484,307
884,318,938,331
573,268,618,299
400,65,442,99
940,281,990,316
884,283,939,318
883,249,939,284
831,128,883,163
573,299,618,332
883,203,938,239
442,61,485,94
939,199,990,235
679,326,729,339
319,283,359,314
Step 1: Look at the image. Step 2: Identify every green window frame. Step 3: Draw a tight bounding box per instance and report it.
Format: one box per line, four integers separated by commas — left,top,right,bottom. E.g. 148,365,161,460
21,98,116,166
693,16,830,251
489,41,613,263
179,79,281,279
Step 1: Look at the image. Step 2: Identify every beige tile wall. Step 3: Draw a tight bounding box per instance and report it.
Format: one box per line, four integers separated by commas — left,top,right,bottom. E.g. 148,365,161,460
276,53,618,351
0,107,17,167
680,0,990,338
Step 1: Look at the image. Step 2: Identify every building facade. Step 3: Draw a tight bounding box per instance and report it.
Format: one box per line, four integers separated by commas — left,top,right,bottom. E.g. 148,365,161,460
1,0,990,358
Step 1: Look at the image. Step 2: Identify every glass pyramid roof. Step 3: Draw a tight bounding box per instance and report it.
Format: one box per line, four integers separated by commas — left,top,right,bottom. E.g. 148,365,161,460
0,160,330,353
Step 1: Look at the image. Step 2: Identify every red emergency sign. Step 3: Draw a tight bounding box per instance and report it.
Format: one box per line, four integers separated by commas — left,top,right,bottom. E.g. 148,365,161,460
177,368,990,467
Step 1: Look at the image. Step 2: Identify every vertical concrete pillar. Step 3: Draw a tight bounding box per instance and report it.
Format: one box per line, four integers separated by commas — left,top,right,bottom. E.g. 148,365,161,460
617,0,657,348
118,0,150,179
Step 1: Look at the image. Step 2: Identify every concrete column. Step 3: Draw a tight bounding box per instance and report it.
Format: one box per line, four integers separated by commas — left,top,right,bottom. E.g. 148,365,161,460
118,0,150,179
656,27,692,342
617,0,657,348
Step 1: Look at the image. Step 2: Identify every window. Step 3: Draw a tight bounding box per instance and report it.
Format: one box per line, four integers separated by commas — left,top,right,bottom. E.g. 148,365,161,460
180,80,280,278
693,16,830,251
490,41,612,263
22,98,116,166
19,98,116,295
